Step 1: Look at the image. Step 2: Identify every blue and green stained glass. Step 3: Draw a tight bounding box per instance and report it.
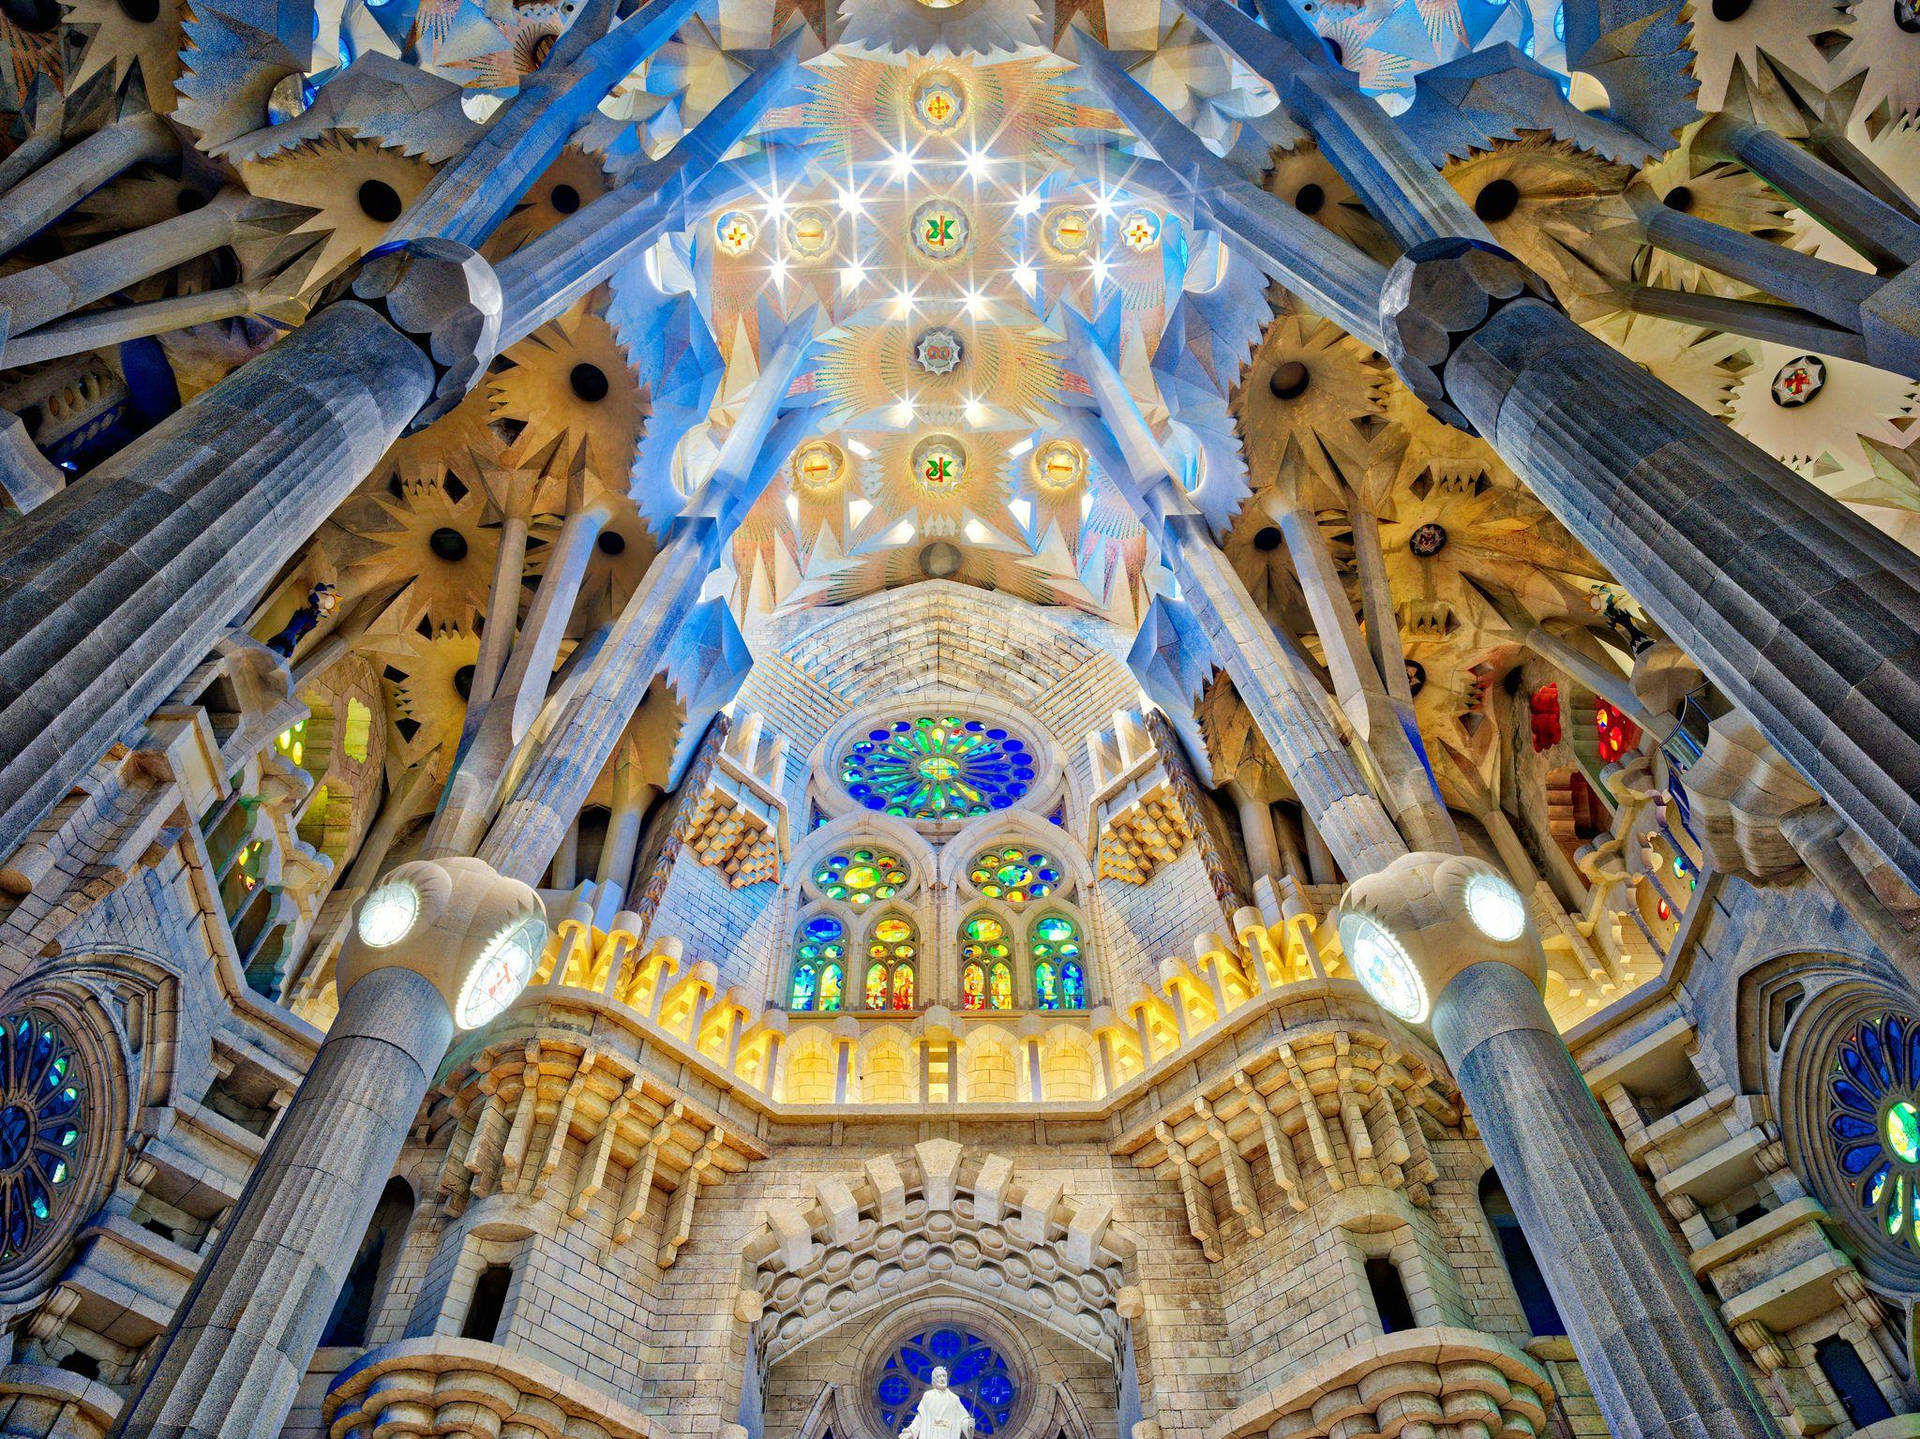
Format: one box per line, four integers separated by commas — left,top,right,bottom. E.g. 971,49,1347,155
841,717,1034,821
1031,915,1085,1009
967,846,1060,906
1827,1011,1920,1251
0,1009,85,1265
790,916,847,1013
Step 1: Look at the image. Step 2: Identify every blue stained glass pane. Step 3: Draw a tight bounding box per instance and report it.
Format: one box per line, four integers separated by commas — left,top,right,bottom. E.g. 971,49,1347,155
878,1374,911,1405
1844,1047,1883,1097
1833,1078,1878,1114
1842,1140,1885,1175
930,1329,965,1360
0,1009,84,1261
1891,1017,1909,1081
1863,1023,1893,1084
1831,1113,1876,1140
979,1373,1014,1406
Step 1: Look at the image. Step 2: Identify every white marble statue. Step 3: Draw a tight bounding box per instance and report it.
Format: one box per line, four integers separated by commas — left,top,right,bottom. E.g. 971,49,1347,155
898,1367,975,1439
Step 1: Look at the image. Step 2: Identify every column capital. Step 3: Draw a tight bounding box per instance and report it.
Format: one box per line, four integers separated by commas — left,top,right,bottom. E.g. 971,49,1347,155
1379,237,1554,433
339,856,547,1033
347,236,502,429
1331,850,1546,1029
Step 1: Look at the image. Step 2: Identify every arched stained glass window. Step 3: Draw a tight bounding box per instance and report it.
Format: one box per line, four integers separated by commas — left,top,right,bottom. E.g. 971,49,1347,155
874,1328,1018,1436
961,914,1012,1011
841,716,1035,822
863,915,918,1011
790,915,846,1013
1828,1011,1920,1251
0,1010,86,1266
967,846,1060,906
814,848,909,907
1032,915,1085,1010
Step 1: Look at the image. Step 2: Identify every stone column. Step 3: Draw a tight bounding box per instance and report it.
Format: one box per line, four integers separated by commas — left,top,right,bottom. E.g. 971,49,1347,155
1338,852,1781,1439
0,108,177,259
1162,0,1491,250
111,857,545,1439
0,187,305,337
0,240,496,867
1696,116,1920,271
1383,238,1920,894
1229,783,1283,888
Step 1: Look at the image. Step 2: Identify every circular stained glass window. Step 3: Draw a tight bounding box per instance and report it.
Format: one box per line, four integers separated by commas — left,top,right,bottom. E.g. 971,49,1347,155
968,847,1060,906
0,1010,86,1267
842,717,1036,822
1827,1011,1920,1252
875,1328,1018,1436
814,848,910,907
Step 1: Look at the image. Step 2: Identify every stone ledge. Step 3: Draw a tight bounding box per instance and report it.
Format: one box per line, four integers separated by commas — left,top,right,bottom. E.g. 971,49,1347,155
1206,1327,1552,1439
322,1337,659,1439
0,1363,123,1438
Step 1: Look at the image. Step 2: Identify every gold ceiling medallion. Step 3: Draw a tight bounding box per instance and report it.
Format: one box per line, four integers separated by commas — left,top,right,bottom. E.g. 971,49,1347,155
912,436,967,494
714,209,759,257
1031,438,1087,492
1043,205,1092,257
912,73,966,134
1120,208,1162,252
785,207,836,261
791,440,847,497
910,199,971,261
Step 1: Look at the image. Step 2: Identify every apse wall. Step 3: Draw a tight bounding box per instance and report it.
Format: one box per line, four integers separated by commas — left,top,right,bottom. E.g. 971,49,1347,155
642,583,1232,1006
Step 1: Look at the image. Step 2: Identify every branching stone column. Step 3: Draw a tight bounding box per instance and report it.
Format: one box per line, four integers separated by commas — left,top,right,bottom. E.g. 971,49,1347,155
0,239,496,865
109,857,546,1439
1335,853,1782,1439
1381,237,1920,894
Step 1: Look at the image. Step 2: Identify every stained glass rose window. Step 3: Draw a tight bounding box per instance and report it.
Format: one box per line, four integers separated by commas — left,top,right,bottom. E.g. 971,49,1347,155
0,1010,85,1267
842,717,1035,822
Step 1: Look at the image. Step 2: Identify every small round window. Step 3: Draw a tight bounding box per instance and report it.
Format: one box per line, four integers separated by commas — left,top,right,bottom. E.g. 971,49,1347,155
874,1327,1017,1436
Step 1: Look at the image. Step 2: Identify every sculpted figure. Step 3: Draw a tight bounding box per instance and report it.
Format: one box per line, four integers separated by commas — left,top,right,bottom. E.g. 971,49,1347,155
899,1367,975,1439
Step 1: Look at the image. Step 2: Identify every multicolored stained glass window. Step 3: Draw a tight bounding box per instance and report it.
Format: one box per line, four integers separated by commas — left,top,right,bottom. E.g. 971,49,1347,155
0,1010,85,1265
813,848,909,907
1828,1011,1920,1252
967,846,1060,906
874,1328,1017,1437
1032,914,1086,1010
1594,698,1639,763
863,915,918,1010
790,915,846,1013
960,914,1012,1011
841,717,1035,822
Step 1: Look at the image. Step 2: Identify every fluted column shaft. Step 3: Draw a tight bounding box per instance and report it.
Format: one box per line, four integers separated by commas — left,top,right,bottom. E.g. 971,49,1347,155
0,301,433,864
1449,297,1920,892
1162,518,1410,879
1433,961,1781,1439
0,111,177,259
0,188,261,335
477,526,709,881
109,967,454,1439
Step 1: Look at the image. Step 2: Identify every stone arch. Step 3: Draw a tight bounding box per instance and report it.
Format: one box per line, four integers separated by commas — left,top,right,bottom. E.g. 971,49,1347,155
959,1025,1022,1103
942,811,1093,894
744,1140,1134,1373
856,1024,918,1104
0,963,141,1309
790,812,938,905
1035,1024,1097,1102
782,1028,841,1105
1766,961,1920,1292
